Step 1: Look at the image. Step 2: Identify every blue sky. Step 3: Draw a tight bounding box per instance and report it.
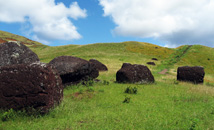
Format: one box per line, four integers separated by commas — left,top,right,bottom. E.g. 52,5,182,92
0,0,214,47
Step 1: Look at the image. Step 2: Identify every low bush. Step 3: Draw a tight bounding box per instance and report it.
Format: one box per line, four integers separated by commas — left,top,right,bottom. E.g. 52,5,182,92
87,87,95,92
1,109,15,122
82,78,94,87
123,96,131,103
103,80,110,85
124,86,138,94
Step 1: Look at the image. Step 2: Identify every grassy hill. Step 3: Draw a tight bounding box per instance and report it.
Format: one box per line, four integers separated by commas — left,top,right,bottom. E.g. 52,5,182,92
29,42,173,73
0,30,43,45
1,31,214,130
29,40,214,79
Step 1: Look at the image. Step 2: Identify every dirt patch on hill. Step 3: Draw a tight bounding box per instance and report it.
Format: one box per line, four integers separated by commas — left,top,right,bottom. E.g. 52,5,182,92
65,91,96,100
158,69,168,74
5,38,17,41
0,38,6,43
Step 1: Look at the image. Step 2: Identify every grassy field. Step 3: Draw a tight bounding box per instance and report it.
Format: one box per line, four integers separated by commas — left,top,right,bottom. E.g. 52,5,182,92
0,39,214,129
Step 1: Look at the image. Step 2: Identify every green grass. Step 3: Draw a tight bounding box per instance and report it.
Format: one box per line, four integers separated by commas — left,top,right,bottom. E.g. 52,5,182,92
1,81,214,130
0,32,214,129
176,45,214,74
156,45,192,71
125,41,175,59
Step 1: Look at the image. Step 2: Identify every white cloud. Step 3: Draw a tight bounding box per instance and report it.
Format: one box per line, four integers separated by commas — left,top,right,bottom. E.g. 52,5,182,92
0,0,86,44
99,0,214,47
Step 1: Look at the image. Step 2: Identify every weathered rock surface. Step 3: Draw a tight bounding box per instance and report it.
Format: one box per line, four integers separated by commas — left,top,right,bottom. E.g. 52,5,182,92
177,66,205,84
0,62,63,114
49,56,99,86
147,62,156,66
89,59,108,71
0,41,39,67
116,63,155,83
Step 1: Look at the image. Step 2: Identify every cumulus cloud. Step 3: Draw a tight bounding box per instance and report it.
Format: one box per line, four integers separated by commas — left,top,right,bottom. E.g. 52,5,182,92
99,0,214,47
0,0,86,44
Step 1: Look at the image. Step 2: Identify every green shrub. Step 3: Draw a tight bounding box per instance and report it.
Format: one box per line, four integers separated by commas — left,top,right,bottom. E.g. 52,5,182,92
173,80,179,85
98,89,105,93
103,80,110,85
87,87,95,92
189,118,200,130
78,88,84,94
211,105,214,115
211,109,214,115
123,96,131,103
1,109,15,122
82,78,94,87
124,86,138,94
205,82,214,87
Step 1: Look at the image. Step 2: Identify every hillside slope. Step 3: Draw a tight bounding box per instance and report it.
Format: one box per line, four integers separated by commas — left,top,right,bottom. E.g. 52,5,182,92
29,42,176,75
1,30,214,79
0,30,43,45
29,41,214,80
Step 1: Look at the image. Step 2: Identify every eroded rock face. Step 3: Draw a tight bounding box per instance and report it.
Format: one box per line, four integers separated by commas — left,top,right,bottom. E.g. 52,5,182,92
0,62,63,114
89,59,108,71
49,56,99,86
177,66,205,84
116,63,155,83
0,41,39,67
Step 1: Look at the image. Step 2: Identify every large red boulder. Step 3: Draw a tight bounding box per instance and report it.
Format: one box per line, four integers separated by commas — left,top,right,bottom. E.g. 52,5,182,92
0,62,63,114
116,63,155,83
177,66,205,84
49,56,99,86
89,59,108,71
0,41,39,67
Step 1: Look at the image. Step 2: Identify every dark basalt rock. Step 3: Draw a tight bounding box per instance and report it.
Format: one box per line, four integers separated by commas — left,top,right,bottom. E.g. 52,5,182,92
49,56,99,86
0,41,39,67
152,58,158,61
89,59,108,71
177,66,205,84
147,62,156,66
0,62,63,114
116,63,155,83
